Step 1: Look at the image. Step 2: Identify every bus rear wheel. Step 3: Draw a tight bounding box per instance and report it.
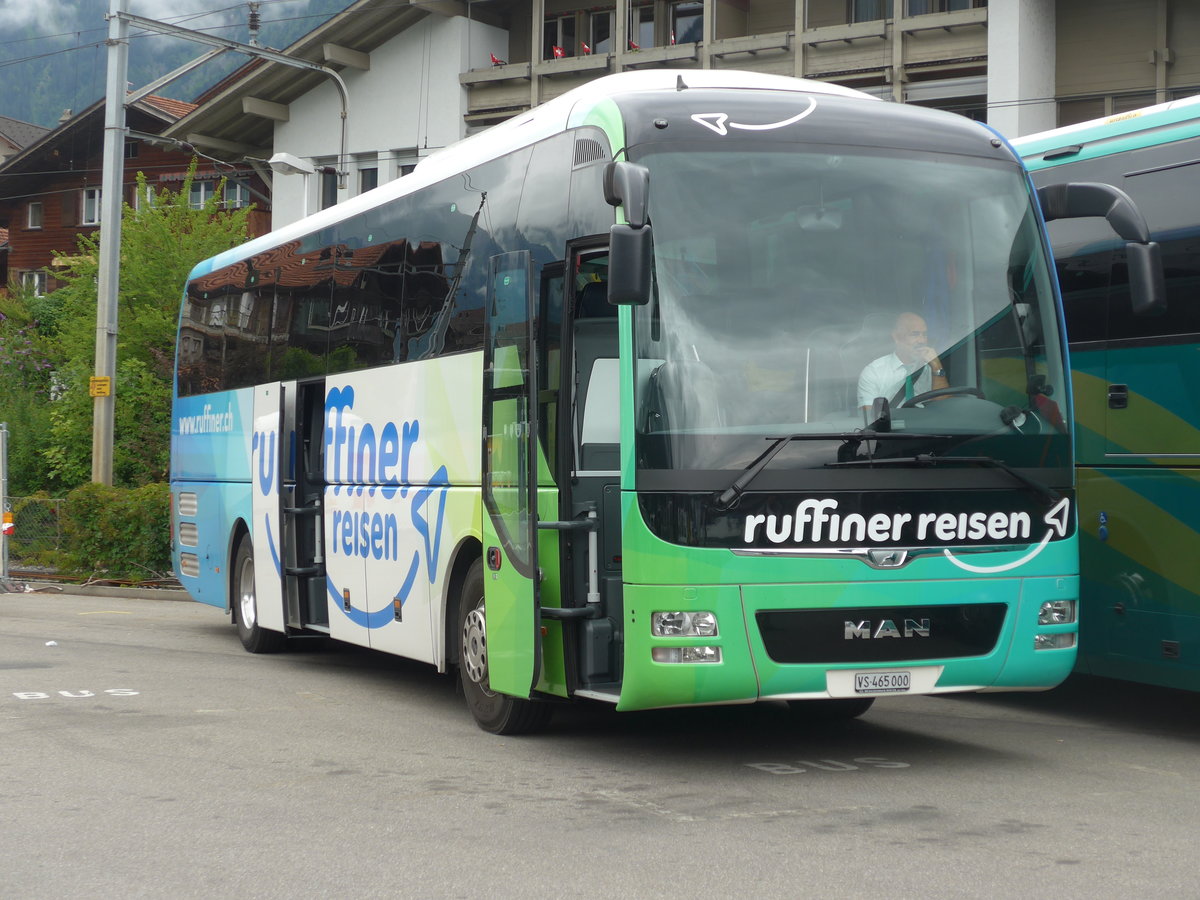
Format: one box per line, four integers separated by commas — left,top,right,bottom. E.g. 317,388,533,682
787,697,875,720
457,559,551,735
232,535,287,654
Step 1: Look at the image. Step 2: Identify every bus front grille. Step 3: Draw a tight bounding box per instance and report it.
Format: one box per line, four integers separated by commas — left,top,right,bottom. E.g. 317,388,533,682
755,603,1007,664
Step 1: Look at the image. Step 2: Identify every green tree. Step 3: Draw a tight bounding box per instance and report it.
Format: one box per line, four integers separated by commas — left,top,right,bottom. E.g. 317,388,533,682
42,162,253,489
0,285,57,496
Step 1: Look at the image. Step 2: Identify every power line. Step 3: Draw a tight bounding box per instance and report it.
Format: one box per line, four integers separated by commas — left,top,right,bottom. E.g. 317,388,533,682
0,0,345,53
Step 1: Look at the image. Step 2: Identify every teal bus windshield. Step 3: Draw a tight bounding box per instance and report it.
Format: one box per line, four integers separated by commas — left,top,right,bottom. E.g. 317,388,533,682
631,141,1069,483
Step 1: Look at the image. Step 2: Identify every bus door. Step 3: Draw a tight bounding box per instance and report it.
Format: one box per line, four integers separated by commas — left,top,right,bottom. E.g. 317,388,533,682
250,382,288,634
282,378,329,632
251,379,329,635
569,250,623,691
482,251,542,697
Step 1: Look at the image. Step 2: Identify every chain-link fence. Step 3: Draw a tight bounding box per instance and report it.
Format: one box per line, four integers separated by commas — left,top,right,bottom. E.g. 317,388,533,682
4,496,66,570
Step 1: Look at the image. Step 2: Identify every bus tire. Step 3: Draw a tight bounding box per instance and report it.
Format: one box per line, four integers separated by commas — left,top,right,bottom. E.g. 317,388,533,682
232,535,287,654
457,558,552,735
787,697,875,720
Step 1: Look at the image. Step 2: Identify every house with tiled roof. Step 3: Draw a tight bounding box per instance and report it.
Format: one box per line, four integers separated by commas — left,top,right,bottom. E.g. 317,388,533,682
0,114,49,166
0,95,270,296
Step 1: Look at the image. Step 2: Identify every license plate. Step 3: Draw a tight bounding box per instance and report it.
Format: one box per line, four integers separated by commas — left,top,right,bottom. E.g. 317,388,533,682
854,671,911,694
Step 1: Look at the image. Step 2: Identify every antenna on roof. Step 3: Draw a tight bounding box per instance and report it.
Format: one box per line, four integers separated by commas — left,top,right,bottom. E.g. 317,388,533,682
676,74,687,91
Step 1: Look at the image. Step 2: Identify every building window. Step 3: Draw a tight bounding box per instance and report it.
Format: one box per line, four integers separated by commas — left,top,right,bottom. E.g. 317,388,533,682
190,181,216,208
544,13,576,58
590,10,614,54
632,5,653,48
82,188,102,225
21,270,47,296
27,201,43,229
907,0,985,14
226,181,251,208
393,150,420,179
851,0,893,21
130,184,154,209
359,167,378,194
320,170,339,210
670,1,702,45
1113,92,1157,115
190,179,251,209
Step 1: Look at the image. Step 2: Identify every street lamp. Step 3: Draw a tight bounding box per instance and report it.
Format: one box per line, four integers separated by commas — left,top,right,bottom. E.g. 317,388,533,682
267,151,316,177
268,151,317,217
267,153,340,218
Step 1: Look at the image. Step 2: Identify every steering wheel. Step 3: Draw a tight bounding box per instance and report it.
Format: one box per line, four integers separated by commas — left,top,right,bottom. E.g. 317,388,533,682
900,385,986,408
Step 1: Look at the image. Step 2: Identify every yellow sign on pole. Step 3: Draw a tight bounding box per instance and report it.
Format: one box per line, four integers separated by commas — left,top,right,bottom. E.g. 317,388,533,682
89,376,112,398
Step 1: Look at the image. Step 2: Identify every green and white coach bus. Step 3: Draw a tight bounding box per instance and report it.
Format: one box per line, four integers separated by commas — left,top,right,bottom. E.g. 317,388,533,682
171,69,1161,732
1016,95,1198,691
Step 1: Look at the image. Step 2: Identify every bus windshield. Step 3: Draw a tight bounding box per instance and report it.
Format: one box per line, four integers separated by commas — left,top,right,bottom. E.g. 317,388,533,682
632,142,1068,484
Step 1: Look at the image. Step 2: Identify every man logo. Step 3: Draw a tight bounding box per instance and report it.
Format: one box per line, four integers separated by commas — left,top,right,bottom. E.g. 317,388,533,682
845,619,931,640
868,549,909,568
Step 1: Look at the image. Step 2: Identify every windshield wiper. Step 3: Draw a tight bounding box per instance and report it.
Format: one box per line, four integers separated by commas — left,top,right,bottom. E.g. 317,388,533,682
711,431,957,510
825,452,1060,505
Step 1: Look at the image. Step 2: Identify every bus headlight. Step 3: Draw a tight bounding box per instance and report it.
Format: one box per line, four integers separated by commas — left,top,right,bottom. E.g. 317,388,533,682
1034,633,1076,650
652,611,718,637
1038,599,1076,625
652,646,722,664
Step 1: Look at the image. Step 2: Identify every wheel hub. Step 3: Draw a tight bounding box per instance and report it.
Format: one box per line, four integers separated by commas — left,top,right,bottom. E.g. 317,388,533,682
462,606,489,686
238,555,257,628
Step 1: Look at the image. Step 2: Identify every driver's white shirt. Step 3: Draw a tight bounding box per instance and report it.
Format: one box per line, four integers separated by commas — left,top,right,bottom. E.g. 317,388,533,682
857,352,932,409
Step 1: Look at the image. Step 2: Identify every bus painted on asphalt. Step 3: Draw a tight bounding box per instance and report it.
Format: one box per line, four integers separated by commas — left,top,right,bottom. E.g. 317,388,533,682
171,69,1159,732
1016,95,1200,691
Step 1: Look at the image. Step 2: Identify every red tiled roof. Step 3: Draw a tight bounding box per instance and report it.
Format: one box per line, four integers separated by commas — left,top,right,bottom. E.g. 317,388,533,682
140,95,198,119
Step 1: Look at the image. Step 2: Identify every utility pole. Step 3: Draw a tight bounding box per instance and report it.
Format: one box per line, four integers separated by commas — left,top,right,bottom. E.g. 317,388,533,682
92,0,129,485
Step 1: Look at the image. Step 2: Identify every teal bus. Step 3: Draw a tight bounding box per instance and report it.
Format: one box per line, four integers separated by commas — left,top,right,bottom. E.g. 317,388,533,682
1016,96,1200,691
171,69,1159,733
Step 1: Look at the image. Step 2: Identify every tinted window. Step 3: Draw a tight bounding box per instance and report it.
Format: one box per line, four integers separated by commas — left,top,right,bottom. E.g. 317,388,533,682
1033,136,1200,345
179,148,538,395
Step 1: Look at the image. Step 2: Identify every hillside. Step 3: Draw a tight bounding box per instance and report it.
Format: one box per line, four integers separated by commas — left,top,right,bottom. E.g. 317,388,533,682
0,0,348,129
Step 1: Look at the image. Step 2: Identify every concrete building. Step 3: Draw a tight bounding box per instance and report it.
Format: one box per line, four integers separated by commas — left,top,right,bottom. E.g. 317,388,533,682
166,0,1200,230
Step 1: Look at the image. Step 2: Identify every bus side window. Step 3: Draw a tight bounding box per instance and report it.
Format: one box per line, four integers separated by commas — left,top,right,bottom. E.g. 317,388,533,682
574,281,619,472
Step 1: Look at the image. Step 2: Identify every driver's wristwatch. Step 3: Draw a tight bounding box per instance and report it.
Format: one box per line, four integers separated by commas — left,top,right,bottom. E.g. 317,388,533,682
932,367,946,377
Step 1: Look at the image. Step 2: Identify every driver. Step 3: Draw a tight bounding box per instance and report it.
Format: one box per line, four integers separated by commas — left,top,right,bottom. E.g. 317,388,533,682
857,311,948,412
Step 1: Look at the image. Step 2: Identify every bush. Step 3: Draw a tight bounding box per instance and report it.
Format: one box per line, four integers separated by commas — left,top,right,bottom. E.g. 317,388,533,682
61,482,171,580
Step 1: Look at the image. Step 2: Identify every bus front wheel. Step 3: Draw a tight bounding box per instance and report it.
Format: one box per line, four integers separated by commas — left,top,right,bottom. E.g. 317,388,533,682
232,535,287,654
457,559,551,735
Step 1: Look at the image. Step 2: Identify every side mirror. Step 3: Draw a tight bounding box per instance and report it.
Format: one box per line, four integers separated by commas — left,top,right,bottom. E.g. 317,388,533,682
608,223,653,305
604,161,650,229
1126,241,1166,317
1037,181,1166,316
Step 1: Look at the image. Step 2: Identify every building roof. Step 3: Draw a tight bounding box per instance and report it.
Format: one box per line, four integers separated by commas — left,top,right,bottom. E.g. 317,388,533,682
141,95,199,120
0,115,50,152
161,0,449,157
0,95,194,201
